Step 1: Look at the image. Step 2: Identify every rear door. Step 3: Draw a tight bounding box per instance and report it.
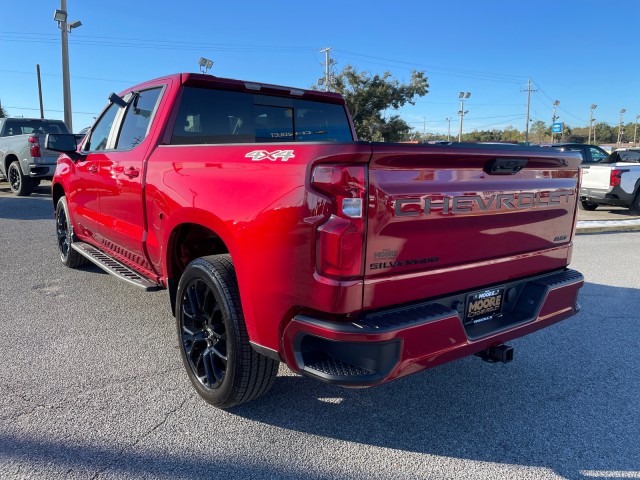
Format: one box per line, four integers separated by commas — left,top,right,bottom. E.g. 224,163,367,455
363,144,581,308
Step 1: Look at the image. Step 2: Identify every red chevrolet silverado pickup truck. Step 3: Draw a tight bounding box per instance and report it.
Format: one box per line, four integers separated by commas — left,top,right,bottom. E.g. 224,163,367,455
47,73,584,408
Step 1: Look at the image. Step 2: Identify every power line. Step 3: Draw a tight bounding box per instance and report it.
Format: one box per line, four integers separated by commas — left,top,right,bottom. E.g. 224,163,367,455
534,81,588,124
4,105,99,115
335,49,526,82
0,68,136,84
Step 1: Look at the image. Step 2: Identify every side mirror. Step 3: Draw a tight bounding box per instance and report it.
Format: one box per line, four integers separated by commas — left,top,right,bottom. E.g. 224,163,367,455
45,133,78,153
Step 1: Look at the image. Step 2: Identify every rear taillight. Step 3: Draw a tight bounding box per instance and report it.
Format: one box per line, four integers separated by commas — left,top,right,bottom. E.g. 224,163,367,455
610,169,623,187
312,164,366,278
28,135,41,158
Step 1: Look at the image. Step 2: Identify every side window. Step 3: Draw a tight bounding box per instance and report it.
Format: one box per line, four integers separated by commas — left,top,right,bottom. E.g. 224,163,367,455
116,87,162,150
88,103,119,151
589,147,608,163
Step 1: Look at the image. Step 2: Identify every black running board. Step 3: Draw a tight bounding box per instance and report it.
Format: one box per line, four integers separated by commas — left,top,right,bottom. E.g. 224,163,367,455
72,242,160,291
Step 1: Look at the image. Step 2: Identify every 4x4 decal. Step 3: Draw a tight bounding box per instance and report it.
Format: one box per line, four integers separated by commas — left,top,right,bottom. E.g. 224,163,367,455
245,150,295,162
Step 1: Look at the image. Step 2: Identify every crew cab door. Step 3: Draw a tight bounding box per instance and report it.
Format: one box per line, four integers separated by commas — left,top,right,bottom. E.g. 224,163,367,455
92,87,164,273
68,102,121,243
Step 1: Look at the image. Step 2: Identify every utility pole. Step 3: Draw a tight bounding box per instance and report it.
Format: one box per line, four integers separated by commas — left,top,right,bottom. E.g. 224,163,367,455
593,120,597,145
634,114,639,146
521,79,537,144
36,64,44,119
458,92,471,142
446,117,451,141
617,108,626,146
320,47,332,92
550,100,560,143
588,104,597,144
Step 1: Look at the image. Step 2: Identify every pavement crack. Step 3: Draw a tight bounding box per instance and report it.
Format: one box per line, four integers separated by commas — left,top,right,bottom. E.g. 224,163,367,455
89,394,190,479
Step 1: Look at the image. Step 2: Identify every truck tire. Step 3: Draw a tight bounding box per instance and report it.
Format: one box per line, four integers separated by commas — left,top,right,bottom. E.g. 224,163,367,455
579,200,598,211
630,191,640,216
8,160,33,196
176,254,278,408
55,196,90,268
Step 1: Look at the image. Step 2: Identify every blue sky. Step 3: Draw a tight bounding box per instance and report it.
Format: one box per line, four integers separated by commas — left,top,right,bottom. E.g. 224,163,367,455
1,0,639,137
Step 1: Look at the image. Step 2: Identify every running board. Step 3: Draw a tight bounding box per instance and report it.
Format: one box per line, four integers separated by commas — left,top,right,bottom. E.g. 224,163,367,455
72,242,160,291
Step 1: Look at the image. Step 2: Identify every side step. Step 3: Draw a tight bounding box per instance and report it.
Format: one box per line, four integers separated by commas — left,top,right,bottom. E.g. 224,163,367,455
72,242,160,291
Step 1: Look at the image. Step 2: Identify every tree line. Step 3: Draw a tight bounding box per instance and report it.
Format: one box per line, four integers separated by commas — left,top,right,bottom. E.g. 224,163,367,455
325,65,636,145
419,121,637,145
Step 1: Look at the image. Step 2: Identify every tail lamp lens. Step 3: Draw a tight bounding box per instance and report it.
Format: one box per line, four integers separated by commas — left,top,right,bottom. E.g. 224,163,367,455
29,136,41,158
312,164,367,277
610,169,623,187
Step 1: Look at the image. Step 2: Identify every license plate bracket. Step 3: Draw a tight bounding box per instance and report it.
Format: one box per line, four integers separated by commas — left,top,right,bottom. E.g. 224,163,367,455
464,288,504,324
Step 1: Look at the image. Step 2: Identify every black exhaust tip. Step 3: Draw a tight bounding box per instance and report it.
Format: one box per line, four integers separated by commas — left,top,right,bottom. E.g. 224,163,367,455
476,344,514,363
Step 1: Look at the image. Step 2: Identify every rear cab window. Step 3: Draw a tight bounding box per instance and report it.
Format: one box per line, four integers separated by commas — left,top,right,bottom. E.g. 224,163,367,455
2,120,67,136
170,86,353,145
601,150,640,164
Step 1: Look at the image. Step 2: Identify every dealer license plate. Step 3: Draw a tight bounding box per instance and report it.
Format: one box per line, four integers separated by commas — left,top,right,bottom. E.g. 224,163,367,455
464,288,504,324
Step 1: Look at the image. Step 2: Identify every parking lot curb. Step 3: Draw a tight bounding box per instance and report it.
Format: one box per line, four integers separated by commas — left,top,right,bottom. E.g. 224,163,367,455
576,221,640,235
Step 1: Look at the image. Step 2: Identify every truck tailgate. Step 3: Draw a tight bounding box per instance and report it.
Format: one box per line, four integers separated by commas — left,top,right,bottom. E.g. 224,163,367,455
581,164,612,189
364,144,581,309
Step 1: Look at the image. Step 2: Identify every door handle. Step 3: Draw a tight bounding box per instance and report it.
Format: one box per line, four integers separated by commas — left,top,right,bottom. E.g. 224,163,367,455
88,164,98,174
123,167,140,178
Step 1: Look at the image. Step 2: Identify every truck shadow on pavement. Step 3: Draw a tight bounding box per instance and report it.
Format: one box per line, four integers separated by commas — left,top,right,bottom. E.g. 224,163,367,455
0,183,53,220
230,281,639,480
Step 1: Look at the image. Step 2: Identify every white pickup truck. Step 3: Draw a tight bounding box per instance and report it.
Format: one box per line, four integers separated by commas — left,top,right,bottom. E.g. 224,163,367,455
0,117,70,196
580,148,640,214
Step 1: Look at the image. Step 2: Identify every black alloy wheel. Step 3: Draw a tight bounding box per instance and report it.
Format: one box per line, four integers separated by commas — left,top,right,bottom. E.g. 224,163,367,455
56,201,71,261
180,278,228,389
8,161,33,196
176,255,278,408
55,197,88,268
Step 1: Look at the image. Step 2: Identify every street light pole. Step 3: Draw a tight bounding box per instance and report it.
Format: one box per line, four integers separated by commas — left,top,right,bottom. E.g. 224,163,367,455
446,117,451,142
54,1,81,132
617,108,626,146
458,92,470,142
59,0,71,131
634,115,640,146
588,104,597,144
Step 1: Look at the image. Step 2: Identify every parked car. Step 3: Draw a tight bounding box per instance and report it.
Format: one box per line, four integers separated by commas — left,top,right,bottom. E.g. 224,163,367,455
580,147,640,212
74,126,90,145
541,143,609,164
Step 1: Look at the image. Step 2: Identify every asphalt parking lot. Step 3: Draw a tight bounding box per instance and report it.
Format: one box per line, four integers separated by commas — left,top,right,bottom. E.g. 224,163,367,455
1,181,639,479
